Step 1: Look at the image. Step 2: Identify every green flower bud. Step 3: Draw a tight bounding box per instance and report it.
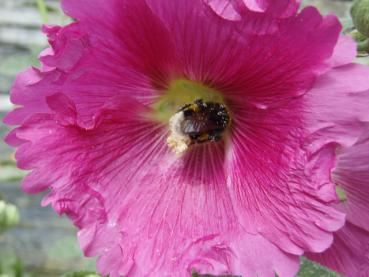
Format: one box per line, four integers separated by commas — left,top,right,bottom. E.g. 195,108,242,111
350,29,368,42
351,0,369,37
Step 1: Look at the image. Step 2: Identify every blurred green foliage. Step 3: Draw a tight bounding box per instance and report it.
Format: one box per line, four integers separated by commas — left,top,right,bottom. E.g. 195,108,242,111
0,201,20,234
61,272,101,277
35,0,49,23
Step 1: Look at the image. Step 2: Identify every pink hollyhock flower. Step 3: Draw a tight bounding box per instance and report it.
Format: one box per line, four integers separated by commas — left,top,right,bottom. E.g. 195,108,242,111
3,0,369,276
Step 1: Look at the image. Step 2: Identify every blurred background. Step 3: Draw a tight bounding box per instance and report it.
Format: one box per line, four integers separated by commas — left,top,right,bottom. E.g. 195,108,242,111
0,0,364,276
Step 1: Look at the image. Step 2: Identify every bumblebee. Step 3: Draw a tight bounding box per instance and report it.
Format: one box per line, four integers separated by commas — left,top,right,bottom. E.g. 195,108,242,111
179,99,230,144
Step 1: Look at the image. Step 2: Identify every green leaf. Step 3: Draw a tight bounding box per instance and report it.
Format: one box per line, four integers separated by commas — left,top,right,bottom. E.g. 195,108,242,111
12,259,24,277
191,258,340,277
298,258,342,277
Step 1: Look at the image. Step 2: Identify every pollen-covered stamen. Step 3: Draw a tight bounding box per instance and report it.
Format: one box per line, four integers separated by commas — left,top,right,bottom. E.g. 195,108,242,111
167,99,230,155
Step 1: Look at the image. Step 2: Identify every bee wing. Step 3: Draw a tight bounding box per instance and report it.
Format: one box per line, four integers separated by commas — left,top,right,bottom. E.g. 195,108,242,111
181,119,206,134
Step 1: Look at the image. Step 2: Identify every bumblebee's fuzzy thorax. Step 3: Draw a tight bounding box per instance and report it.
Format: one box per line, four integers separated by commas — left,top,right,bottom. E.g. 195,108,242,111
167,99,230,155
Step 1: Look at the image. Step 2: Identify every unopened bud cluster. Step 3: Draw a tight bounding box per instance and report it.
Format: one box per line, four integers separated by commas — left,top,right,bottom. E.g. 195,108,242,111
351,0,369,52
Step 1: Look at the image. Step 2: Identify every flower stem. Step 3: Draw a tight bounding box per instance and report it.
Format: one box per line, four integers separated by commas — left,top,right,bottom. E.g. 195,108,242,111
35,0,49,23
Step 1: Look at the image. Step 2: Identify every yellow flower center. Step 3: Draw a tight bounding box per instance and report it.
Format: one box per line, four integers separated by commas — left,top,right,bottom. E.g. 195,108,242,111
152,79,225,122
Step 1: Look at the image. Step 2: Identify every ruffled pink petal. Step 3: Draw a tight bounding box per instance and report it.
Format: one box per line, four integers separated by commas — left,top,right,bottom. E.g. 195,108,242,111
62,0,181,85
241,0,301,17
147,0,341,109
333,129,369,231
206,0,241,20
307,129,369,276
242,0,268,12
40,24,88,72
307,223,369,277
328,35,357,68
227,98,345,256
226,233,300,277
207,0,301,20
5,0,181,128
305,64,369,153
61,0,121,21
